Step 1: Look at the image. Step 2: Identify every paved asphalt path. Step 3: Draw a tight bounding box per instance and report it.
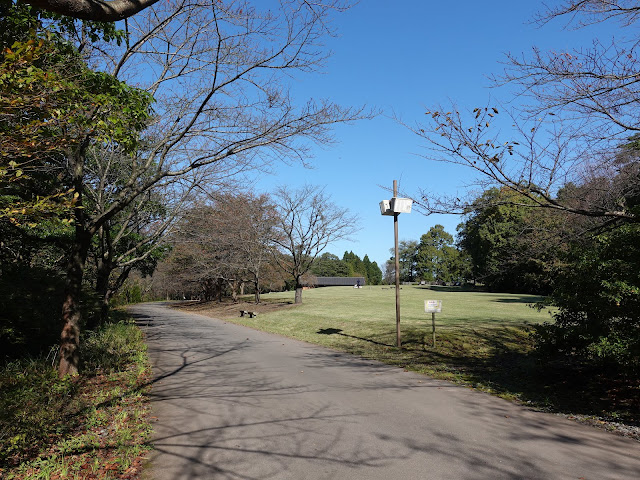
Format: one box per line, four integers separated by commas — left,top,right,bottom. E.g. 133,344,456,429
132,302,640,480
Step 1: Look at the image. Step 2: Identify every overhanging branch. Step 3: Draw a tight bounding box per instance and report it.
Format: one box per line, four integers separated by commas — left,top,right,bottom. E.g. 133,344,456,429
25,0,161,21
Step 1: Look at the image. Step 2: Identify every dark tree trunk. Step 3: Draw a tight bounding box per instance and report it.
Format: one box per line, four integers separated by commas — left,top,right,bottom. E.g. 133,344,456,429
230,278,239,303
94,263,131,328
203,278,215,301
59,144,91,378
59,229,91,377
216,277,225,302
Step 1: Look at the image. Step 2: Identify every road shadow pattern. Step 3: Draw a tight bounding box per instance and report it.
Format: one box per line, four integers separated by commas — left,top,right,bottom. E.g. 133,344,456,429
132,304,640,480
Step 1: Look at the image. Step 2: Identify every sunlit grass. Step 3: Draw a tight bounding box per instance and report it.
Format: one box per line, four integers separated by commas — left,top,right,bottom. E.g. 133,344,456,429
221,285,550,386
238,285,550,351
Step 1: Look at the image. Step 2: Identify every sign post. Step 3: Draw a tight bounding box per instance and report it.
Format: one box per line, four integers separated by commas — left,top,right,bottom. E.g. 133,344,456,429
424,300,442,347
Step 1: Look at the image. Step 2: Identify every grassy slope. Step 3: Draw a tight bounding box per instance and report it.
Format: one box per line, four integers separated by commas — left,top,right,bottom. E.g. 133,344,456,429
205,286,638,432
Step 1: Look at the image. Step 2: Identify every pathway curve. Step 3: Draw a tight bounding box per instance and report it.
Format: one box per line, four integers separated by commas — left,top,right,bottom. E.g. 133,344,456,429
132,302,640,480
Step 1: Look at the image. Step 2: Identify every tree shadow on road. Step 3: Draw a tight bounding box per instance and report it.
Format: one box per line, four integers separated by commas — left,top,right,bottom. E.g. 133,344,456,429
132,303,640,480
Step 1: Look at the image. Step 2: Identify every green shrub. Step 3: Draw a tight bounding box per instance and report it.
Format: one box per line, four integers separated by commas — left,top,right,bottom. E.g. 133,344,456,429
535,224,640,372
80,320,147,374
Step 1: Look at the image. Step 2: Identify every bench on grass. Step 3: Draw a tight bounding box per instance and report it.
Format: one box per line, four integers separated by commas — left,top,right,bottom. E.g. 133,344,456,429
239,310,258,318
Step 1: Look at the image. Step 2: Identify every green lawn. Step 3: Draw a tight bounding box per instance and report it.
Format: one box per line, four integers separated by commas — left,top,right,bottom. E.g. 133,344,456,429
213,285,638,431
243,285,550,355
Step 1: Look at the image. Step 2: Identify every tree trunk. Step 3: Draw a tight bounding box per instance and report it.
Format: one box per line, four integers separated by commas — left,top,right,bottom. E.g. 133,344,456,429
203,278,215,301
294,279,303,304
59,142,92,378
58,230,91,377
216,277,225,302
230,278,239,303
254,278,260,304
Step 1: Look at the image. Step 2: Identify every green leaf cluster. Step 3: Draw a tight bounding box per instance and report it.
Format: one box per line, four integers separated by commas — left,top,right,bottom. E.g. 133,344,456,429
415,224,459,284
0,31,153,226
537,224,640,370
457,188,561,294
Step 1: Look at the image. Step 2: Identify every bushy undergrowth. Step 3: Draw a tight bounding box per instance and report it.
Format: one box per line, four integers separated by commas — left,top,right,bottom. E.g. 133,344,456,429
535,224,640,373
0,319,151,479
534,312,640,372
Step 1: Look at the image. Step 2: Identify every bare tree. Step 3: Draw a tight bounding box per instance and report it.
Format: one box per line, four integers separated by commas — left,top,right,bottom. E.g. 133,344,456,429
271,185,359,304
216,193,278,304
55,0,370,376
85,159,190,327
501,2,640,143
405,106,637,221
161,191,276,303
382,259,395,285
163,204,231,301
404,1,640,225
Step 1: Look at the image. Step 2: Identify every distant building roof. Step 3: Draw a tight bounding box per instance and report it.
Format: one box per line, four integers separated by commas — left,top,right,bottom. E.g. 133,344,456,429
312,277,366,287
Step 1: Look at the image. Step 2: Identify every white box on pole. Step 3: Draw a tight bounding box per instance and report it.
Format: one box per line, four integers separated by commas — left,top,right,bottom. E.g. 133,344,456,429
391,197,413,214
379,200,394,216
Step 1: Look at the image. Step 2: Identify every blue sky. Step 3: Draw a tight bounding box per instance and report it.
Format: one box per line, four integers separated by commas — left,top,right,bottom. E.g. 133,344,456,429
251,1,615,268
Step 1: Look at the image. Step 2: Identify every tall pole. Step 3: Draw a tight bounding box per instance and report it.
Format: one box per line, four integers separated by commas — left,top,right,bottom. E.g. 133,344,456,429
393,180,401,348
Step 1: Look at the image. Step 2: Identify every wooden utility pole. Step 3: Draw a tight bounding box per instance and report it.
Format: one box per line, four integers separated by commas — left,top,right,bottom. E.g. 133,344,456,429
380,180,411,349
393,180,401,348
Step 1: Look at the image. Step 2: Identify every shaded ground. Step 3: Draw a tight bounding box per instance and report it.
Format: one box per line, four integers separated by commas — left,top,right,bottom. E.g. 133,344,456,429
0,320,151,480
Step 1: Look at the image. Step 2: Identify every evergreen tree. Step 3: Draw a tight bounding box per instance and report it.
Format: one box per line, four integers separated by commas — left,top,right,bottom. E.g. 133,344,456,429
363,255,383,285
415,225,458,283
343,250,365,278
311,253,349,277
457,188,563,294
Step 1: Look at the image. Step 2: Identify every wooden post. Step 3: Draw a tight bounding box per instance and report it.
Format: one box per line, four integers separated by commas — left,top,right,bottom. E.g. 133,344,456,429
432,312,436,347
394,180,401,348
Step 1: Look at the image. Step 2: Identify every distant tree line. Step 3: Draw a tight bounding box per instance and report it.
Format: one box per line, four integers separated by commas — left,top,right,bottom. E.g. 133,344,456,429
150,185,360,304
309,251,383,285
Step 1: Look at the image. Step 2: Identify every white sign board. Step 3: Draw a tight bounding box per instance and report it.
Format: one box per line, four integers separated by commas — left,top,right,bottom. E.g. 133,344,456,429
391,197,413,214
424,300,442,313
